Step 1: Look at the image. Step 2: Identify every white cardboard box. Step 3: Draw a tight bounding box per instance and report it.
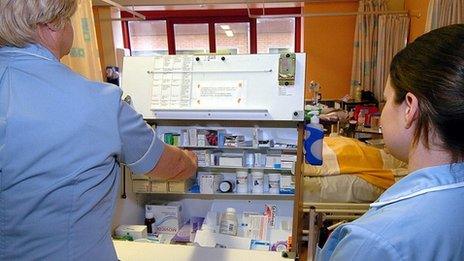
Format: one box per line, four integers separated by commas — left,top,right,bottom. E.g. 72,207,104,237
115,225,147,240
199,175,222,194
194,229,252,250
146,203,183,235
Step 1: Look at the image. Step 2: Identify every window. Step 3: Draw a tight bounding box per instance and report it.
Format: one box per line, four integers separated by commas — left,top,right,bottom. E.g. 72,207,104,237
121,8,301,55
128,20,168,56
257,18,295,54
174,23,209,54
215,23,250,54
269,48,292,54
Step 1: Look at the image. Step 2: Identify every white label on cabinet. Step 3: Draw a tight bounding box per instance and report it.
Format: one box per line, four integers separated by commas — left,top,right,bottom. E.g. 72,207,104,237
151,56,193,109
192,80,246,108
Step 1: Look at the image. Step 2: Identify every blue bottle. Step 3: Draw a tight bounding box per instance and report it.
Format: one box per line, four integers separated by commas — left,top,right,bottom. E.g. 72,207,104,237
304,114,323,166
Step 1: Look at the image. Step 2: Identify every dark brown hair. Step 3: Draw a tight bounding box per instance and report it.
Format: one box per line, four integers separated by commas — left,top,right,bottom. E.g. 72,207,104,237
390,24,464,162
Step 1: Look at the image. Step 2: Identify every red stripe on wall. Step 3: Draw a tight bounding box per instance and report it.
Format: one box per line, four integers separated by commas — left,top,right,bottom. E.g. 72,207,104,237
209,23,216,53
167,20,175,55
295,17,301,53
121,21,131,52
250,18,257,54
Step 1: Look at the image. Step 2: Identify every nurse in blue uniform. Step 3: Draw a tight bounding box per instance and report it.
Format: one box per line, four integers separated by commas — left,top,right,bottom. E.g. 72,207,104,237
318,24,464,260
0,1,197,260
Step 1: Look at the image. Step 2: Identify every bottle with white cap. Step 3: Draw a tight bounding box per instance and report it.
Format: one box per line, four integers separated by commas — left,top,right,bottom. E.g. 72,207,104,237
304,111,323,166
219,208,238,236
144,212,155,234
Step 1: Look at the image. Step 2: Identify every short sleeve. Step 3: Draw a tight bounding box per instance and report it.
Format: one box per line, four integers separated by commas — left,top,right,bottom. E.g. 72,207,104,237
117,100,165,174
317,225,402,261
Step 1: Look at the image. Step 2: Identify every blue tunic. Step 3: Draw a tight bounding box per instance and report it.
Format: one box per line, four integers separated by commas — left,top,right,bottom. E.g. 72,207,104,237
0,44,165,260
318,163,464,260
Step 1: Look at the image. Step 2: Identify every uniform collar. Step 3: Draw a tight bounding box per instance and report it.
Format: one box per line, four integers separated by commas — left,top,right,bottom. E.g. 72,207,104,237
0,43,59,62
371,163,464,208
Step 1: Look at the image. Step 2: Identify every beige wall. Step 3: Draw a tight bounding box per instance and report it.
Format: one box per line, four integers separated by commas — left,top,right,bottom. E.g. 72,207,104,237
303,2,358,100
62,0,102,81
388,0,405,11
93,6,123,78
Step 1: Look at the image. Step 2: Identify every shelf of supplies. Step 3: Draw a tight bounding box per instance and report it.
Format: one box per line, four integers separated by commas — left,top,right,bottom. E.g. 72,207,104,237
197,166,293,172
136,191,294,200
179,145,297,152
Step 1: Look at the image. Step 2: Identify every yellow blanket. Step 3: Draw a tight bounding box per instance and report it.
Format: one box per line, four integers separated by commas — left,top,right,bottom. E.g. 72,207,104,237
303,136,407,189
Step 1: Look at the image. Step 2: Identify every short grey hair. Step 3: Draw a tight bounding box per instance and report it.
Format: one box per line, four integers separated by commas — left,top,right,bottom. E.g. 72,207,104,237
0,0,77,47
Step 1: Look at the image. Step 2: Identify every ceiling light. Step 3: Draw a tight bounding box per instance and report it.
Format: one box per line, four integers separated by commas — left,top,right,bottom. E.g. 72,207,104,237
225,30,234,37
220,25,230,30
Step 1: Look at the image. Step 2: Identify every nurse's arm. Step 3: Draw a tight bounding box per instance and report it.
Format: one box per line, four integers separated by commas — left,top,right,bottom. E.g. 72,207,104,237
145,144,198,181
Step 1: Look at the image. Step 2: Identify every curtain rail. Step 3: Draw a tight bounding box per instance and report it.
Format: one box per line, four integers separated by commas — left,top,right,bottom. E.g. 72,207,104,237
247,8,421,19
99,0,146,20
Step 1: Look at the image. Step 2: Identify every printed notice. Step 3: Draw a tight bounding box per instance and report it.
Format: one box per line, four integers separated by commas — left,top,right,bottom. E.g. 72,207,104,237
193,81,246,108
278,85,295,97
151,56,193,109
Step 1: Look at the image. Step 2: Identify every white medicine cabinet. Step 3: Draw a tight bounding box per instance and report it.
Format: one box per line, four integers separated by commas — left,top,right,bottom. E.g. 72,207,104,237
118,53,306,256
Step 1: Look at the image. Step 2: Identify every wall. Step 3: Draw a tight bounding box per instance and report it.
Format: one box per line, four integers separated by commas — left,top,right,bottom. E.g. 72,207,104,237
93,6,124,78
304,2,358,100
388,0,405,11
405,0,430,42
61,0,102,81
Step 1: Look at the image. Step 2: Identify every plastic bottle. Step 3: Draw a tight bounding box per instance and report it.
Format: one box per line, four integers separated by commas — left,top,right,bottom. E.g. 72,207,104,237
304,113,323,166
251,170,264,194
236,170,248,194
358,109,366,127
144,212,156,234
268,173,281,194
354,82,363,102
219,208,238,236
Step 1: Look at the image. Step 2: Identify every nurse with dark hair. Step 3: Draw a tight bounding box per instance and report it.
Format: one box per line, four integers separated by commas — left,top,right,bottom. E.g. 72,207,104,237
318,24,464,260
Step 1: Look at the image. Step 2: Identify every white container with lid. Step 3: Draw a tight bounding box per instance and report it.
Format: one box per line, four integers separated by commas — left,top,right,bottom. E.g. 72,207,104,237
236,170,248,194
268,173,281,194
219,208,238,236
251,170,264,194
219,180,234,193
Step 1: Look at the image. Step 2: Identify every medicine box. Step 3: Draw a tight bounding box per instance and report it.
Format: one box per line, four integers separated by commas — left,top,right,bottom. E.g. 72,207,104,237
115,225,147,240
219,154,243,167
188,128,198,146
199,174,222,194
151,181,168,193
146,203,184,235
265,155,281,168
168,179,194,193
194,229,252,250
132,180,151,193
172,217,205,243
279,175,295,194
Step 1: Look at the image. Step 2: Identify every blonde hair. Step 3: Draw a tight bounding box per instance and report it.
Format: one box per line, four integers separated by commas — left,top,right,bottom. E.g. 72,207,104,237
0,0,77,47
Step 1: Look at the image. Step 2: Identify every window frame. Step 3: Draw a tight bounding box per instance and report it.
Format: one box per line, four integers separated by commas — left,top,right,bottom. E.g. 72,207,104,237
121,7,301,55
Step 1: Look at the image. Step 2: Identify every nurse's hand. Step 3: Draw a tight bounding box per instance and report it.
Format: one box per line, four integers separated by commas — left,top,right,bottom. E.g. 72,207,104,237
146,145,198,181
171,149,198,180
